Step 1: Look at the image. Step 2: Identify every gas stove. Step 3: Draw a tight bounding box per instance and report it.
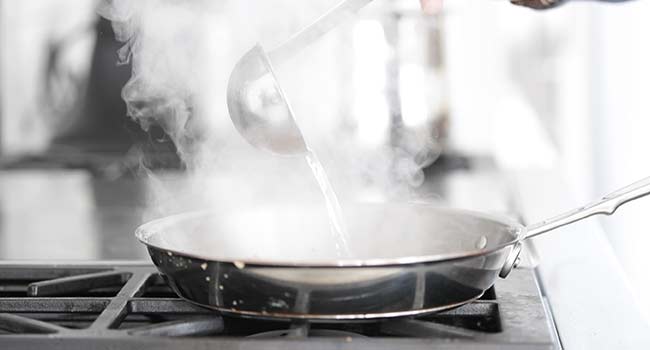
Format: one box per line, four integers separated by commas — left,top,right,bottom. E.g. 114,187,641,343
0,261,559,349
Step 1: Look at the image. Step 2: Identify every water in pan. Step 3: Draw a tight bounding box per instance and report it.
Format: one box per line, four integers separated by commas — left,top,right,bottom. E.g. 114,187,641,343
141,204,517,263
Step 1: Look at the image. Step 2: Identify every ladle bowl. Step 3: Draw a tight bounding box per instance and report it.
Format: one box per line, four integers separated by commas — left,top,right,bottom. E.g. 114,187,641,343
226,44,307,156
226,0,375,156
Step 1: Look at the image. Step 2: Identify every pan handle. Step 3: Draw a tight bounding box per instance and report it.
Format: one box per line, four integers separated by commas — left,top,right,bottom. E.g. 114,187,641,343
499,175,650,278
524,175,650,239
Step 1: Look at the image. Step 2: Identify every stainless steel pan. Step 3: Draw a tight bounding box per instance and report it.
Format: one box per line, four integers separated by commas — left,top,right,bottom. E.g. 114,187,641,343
136,176,650,321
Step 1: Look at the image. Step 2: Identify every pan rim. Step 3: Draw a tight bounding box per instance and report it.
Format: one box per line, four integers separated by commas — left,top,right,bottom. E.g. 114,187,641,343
136,203,524,268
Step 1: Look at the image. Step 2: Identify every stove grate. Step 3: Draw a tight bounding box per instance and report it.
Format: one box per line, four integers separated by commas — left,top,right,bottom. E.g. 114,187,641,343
0,262,557,349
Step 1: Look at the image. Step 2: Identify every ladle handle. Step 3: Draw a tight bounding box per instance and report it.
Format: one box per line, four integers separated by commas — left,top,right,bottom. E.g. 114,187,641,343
524,176,650,239
268,0,375,63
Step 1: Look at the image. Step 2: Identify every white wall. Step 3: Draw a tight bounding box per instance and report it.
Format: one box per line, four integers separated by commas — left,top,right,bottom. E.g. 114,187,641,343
590,0,650,320
444,0,650,320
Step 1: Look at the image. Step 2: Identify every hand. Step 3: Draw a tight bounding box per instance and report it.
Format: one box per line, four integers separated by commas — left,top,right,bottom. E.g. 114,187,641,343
420,0,443,14
421,0,631,13
419,0,561,12
509,0,562,9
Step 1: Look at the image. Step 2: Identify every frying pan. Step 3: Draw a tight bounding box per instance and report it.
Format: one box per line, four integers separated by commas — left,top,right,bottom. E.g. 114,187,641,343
136,176,650,321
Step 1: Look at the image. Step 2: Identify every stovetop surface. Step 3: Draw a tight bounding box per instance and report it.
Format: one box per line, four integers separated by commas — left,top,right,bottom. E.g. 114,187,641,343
0,261,559,349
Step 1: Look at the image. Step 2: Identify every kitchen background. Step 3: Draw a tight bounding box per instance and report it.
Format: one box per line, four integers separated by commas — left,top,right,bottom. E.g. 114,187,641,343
1,0,650,327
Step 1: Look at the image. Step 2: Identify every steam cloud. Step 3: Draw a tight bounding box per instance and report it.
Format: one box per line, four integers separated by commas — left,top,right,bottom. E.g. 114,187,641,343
97,0,441,222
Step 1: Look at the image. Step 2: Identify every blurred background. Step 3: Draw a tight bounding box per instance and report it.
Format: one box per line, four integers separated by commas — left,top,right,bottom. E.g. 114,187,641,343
1,0,650,323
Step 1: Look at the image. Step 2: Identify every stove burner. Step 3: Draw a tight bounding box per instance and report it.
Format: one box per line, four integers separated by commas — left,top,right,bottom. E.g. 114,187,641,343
0,262,559,349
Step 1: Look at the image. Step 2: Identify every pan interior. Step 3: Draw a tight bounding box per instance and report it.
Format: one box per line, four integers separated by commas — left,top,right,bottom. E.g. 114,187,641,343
137,202,519,265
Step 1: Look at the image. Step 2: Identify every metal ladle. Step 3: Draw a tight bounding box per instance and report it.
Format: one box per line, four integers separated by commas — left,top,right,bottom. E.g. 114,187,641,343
227,0,374,156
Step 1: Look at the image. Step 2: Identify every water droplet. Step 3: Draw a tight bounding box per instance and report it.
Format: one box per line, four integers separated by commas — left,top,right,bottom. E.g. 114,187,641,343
232,300,238,306
205,276,211,282
219,285,224,290
268,298,289,309
224,274,229,279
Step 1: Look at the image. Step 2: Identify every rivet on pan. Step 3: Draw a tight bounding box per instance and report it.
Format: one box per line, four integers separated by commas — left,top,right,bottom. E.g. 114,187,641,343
224,274,229,279
476,236,488,249
200,263,208,270
205,276,211,282
167,251,173,256
219,285,224,290
234,261,246,269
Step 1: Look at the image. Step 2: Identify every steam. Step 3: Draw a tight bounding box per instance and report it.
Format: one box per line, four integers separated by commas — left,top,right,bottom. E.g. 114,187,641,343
97,0,441,223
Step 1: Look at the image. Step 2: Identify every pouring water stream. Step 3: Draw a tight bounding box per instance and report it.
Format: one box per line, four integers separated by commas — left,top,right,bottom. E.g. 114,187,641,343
305,151,350,256
226,44,352,257
227,0,379,257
